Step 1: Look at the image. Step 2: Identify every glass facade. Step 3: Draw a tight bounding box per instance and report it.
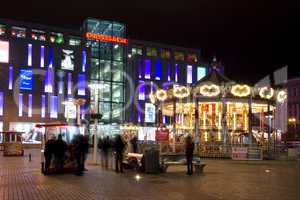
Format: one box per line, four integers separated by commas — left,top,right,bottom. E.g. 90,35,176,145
84,19,126,123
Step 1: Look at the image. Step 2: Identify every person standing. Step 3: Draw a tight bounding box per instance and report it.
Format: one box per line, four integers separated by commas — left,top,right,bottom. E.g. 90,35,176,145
44,136,56,174
185,135,195,175
114,135,126,173
54,134,68,174
73,134,85,175
130,135,138,153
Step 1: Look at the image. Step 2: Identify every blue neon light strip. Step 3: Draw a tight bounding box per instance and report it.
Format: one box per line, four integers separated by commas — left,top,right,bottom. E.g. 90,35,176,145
167,63,171,82
175,64,179,82
187,65,193,84
41,95,46,118
144,59,151,79
82,50,87,72
28,94,32,117
18,93,23,117
0,92,3,116
8,66,13,90
48,47,53,68
50,95,58,119
40,45,45,68
78,74,86,96
155,60,162,80
28,44,32,66
67,73,72,95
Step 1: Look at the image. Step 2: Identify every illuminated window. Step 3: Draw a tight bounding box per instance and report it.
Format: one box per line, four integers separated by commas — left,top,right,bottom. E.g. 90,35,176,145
44,68,53,93
50,32,64,44
175,64,179,82
11,26,26,38
69,36,81,46
187,65,193,84
138,59,143,79
27,44,32,66
41,95,46,118
40,46,45,68
67,73,72,95
18,93,23,117
146,47,158,57
50,95,58,118
167,63,171,81
186,53,198,63
82,50,87,72
132,47,143,56
0,24,7,36
58,71,64,95
174,52,185,61
61,49,74,70
48,47,53,68
155,60,162,80
28,94,32,117
0,92,3,116
138,80,145,100
161,49,171,59
144,59,151,79
197,66,206,81
0,40,9,63
8,66,13,90
31,29,46,41
77,74,86,96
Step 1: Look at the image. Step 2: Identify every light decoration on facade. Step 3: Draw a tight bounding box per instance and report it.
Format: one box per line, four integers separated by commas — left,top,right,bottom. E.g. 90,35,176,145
277,90,287,103
231,84,251,97
199,84,220,97
149,94,156,104
173,86,190,99
156,89,167,101
259,87,274,99
85,32,128,44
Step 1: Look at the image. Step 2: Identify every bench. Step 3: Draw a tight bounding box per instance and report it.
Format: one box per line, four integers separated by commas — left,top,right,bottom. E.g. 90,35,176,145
161,154,206,174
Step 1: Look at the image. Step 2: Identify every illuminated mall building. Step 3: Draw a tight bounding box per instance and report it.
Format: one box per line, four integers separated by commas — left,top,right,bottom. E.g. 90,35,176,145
0,18,215,140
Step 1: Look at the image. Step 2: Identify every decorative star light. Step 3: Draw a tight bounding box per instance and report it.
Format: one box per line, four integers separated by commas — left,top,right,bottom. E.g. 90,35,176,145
231,84,251,97
155,89,168,101
259,87,274,99
199,84,220,97
173,86,190,99
277,90,287,103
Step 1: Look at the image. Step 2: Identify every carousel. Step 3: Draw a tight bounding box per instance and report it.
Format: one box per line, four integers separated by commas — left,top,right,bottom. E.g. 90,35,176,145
150,64,287,156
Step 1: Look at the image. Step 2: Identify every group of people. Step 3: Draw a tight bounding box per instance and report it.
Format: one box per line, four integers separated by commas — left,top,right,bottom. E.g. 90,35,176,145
44,134,89,176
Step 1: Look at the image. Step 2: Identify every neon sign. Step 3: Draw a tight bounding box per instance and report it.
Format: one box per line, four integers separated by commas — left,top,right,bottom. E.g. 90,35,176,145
85,32,128,44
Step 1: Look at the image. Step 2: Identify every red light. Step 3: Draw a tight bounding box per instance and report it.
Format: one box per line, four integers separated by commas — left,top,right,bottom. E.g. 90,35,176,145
85,32,128,44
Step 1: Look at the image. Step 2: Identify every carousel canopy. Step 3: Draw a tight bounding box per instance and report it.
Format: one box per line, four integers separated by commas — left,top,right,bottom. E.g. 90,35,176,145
193,67,234,87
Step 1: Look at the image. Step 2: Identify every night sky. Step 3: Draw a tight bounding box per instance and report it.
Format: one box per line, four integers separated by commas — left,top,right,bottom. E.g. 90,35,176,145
1,0,295,84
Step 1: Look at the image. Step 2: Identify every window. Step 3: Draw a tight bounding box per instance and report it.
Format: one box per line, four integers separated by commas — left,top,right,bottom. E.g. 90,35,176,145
50,32,64,44
161,49,171,59
112,61,123,82
50,96,58,118
197,66,206,81
155,60,162,80
146,47,158,57
99,82,111,101
77,74,86,96
186,53,198,63
138,80,145,100
8,66,13,90
112,103,123,121
0,24,7,36
11,26,26,38
69,36,81,46
144,59,151,79
113,44,123,61
91,59,100,79
31,29,46,41
112,83,124,103
99,102,110,120
187,65,193,84
18,93,23,117
27,44,32,66
132,47,143,56
100,60,111,81
174,51,185,61
0,40,9,63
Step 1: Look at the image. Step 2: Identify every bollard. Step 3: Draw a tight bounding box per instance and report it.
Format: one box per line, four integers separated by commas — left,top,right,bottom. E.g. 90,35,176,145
29,153,32,162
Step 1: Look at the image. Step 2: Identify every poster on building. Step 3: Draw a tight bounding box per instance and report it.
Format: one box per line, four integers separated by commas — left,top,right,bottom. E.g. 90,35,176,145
0,40,9,63
20,69,33,90
64,103,77,119
231,147,248,160
144,103,156,123
155,129,169,142
138,127,156,141
9,122,43,144
61,49,74,70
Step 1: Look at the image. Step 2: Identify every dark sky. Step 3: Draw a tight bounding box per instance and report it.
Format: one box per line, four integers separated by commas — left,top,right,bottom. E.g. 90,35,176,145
1,0,296,84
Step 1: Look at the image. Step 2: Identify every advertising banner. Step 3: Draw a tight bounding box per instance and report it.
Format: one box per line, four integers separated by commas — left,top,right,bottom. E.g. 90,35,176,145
144,103,156,123
155,130,169,142
231,147,248,160
20,69,33,90
0,40,9,63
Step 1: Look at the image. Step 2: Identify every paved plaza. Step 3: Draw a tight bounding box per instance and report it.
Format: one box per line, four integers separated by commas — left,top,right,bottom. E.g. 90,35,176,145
0,149,300,200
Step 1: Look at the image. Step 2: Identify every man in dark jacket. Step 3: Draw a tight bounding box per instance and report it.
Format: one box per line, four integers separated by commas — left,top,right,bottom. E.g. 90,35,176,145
185,135,195,175
44,136,56,174
54,134,67,173
114,135,126,173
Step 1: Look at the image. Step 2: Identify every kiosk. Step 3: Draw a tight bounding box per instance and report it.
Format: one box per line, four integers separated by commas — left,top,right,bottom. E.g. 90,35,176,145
1,131,24,156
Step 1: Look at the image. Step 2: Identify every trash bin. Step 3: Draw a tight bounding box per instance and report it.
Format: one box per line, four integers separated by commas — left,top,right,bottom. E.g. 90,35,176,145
144,148,160,174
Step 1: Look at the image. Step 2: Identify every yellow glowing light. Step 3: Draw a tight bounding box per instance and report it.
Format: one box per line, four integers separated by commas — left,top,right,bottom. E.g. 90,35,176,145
199,84,220,97
155,89,167,101
135,174,142,181
259,87,274,99
173,86,190,98
231,84,251,97
149,94,156,104
277,90,287,103
204,131,208,142
288,118,296,123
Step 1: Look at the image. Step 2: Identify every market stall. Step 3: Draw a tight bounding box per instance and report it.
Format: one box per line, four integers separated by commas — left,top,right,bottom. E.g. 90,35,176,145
1,131,24,156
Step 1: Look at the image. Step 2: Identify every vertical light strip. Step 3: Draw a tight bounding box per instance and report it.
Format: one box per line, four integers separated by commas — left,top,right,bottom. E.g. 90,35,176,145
18,93,23,117
44,68,53,93
138,59,142,79
50,95,58,119
8,66,13,90
41,95,46,118
40,45,45,68
175,64,179,82
82,50,87,72
28,94,32,117
81,105,85,119
187,65,193,84
58,81,64,94
0,92,3,116
167,63,171,82
48,47,53,68
77,74,86,96
150,81,154,94
138,80,145,100
67,73,72,95
28,44,32,66
144,59,151,79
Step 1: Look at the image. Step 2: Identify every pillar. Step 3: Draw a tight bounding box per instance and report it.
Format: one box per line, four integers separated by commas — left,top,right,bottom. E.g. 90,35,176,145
248,95,253,147
172,99,176,153
194,98,199,153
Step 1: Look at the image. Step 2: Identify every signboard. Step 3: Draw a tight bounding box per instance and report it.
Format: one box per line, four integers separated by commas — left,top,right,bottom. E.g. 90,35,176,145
64,104,77,119
0,40,9,63
144,103,156,123
247,147,263,160
20,69,33,90
61,49,74,70
9,122,43,144
85,32,128,44
155,130,169,142
138,127,156,141
231,147,248,160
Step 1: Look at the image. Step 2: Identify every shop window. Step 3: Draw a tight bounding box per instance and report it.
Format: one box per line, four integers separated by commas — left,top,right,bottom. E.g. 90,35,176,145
161,49,171,59
132,47,143,56
69,36,81,46
144,59,151,79
197,66,206,81
100,60,111,81
50,32,64,44
146,47,158,57
11,26,26,38
186,53,198,63
155,60,162,80
0,24,7,36
31,29,46,41
112,62,124,82
112,83,124,103
174,51,185,61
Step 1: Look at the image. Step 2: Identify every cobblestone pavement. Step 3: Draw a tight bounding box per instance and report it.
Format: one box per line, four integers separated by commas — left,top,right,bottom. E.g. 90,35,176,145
0,149,300,200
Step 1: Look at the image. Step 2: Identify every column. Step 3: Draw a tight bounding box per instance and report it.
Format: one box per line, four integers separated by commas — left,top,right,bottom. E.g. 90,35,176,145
221,97,228,146
172,99,176,153
194,98,199,153
248,95,253,147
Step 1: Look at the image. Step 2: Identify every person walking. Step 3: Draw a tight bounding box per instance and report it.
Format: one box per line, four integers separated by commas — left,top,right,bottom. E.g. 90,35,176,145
54,134,67,174
114,135,126,173
44,135,56,174
185,135,195,175
101,136,110,169
73,134,85,175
